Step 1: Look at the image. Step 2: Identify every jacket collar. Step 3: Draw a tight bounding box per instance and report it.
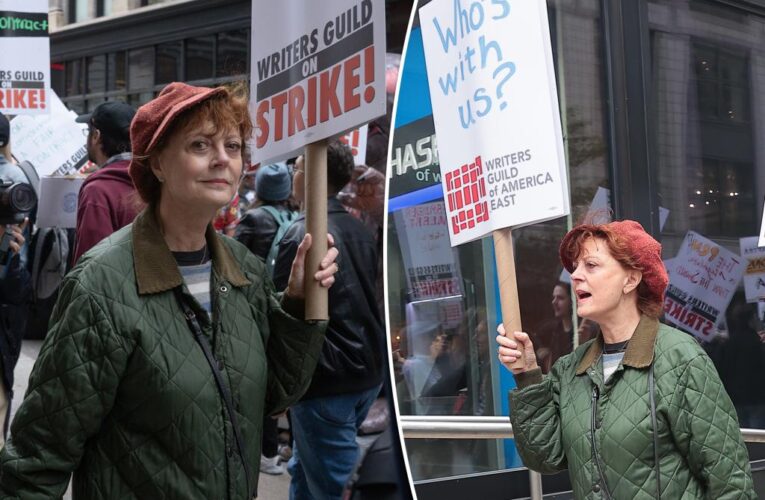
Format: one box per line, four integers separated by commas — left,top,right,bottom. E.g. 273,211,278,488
132,207,250,295
294,196,347,222
575,315,659,375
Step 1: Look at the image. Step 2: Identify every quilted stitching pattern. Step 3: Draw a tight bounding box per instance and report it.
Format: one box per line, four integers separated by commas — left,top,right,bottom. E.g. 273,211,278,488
510,323,756,499
0,229,325,499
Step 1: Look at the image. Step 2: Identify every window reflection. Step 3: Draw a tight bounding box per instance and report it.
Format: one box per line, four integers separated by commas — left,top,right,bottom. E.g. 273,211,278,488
651,0,765,429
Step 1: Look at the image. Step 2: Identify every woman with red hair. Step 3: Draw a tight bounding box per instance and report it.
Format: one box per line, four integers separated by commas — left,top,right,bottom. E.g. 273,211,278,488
496,220,754,498
0,82,338,499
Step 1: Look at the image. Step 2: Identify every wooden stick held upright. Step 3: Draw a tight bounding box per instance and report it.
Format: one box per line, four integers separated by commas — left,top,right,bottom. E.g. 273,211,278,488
304,139,329,321
493,227,525,369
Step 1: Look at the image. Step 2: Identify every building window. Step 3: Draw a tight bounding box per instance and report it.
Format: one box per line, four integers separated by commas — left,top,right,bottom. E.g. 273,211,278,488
107,51,127,91
65,58,84,96
128,47,154,91
70,0,90,23
86,55,106,94
186,36,215,82
155,41,182,85
216,29,248,78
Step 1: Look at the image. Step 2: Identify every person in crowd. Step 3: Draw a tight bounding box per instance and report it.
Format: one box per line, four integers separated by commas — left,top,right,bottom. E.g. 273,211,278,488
0,82,338,499
72,101,138,264
235,162,297,270
235,161,298,476
273,141,384,500
532,281,598,372
496,219,755,498
0,113,33,445
212,193,241,237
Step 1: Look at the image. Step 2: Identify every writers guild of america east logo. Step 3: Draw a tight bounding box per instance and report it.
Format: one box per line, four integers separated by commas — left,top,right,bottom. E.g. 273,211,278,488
445,156,489,235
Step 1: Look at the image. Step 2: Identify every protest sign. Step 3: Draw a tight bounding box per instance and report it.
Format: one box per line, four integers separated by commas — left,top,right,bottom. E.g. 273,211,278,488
36,176,85,228
740,237,765,303
250,0,386,164
10,90,88,176
420,0,568,246
664,231,745,341
338,124,368,165
0,0,50,115
393,201,463,302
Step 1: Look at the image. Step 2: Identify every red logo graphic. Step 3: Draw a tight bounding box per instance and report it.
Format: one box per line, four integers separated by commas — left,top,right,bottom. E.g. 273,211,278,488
445,156,488,235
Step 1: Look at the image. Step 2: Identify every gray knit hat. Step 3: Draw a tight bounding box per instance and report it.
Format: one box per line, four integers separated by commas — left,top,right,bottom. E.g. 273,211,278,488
255,162,292,202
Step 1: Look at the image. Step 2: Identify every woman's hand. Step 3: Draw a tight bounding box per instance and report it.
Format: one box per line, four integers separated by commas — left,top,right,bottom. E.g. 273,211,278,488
0,219,28,255
496,323,539,374
285,233,339,299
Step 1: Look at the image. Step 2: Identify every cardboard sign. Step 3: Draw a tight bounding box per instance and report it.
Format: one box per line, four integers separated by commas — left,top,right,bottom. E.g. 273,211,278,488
250,0,386,164
740,237,765,303
10,90,88,176
664,231,745,341
338,124,368,165
36,176,85,228
0,0,50,115
420,0,569,246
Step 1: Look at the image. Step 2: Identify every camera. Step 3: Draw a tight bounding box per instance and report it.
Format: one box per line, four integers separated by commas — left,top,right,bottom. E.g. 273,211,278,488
0,161,37,225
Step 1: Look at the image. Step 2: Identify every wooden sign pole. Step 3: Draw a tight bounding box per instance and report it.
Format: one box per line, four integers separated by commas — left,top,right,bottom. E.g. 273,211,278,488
493,226,525,369
304,139,329,321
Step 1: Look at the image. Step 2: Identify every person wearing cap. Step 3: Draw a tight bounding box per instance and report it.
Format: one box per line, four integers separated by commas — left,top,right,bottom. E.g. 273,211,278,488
0,111,31,447
0,82,338,500
496,219,755,498
235,162,296,265
71,100,138,264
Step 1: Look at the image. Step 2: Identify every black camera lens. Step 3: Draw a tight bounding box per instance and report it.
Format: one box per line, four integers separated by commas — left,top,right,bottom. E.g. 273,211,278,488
9,183,36,212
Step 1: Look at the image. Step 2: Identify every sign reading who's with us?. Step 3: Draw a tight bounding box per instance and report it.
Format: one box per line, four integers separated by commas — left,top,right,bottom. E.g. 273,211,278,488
250,0,386,164
420,0,569,246
0,0,50,115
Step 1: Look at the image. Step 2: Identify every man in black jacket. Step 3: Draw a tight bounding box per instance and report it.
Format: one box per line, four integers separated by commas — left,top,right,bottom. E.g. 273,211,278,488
273,141,384,500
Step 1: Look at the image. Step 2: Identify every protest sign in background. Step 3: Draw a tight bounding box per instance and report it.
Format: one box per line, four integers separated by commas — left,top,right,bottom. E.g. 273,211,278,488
10,90,88,176
420,0,568,246
664,231,745,341
36,176,84,228
740,237,765,304
0,0,50,115
338,123,368,165
250,0,386,164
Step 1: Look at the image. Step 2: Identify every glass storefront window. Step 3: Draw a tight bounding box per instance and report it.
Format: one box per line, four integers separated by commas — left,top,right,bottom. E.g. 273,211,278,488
128,47,154,91
107,52,127,91
388,0,611,482
65,59,83,97
650,0,765,429
86,55,106,94
186,36,215,81
51,63,65,98
216,29,248,77
155,41,182,85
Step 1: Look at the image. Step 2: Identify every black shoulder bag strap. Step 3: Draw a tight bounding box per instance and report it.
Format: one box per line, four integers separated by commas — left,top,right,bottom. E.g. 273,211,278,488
173,287,254,498
649,363,661,499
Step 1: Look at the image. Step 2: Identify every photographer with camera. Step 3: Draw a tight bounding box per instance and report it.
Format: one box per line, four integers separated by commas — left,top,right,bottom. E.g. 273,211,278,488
0,112,34,445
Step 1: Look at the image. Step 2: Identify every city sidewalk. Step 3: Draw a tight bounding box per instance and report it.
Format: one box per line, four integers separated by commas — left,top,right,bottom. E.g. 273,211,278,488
11,340,290,499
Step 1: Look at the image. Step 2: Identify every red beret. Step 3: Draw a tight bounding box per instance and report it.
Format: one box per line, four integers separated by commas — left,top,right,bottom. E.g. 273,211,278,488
559,220,669,311
128,82,226,192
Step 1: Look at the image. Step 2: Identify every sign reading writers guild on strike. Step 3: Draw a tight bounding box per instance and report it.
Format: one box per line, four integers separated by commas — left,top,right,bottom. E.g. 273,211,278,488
250,0,386,164
419,0,569,368
0,0,50,115
250,0,385,321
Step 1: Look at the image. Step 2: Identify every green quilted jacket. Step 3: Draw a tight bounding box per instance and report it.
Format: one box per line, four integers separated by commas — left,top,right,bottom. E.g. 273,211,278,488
510,316,755,499
0,209,326,499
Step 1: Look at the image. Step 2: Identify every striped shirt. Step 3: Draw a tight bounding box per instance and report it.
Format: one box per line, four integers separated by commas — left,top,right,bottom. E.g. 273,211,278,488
602,352,624,382
173,248,212,317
